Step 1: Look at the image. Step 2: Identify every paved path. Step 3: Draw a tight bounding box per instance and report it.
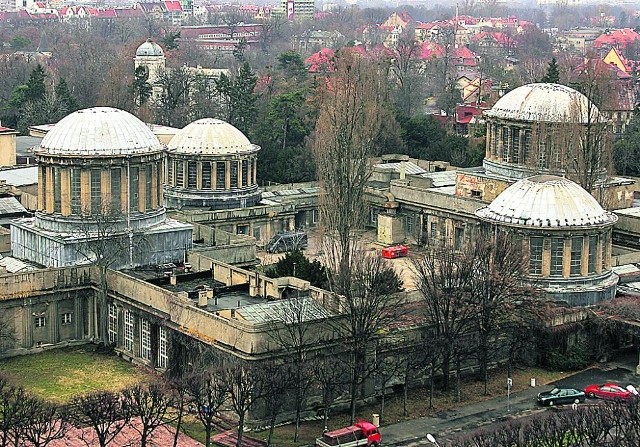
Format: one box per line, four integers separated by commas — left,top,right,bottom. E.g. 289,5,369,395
382,361,639,446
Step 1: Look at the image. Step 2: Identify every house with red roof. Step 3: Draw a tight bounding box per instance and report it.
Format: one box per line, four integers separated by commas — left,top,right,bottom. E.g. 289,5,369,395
304,47,336,73
163,0,183,25
454,46,479,72
472,31,515,55
593,28,640,56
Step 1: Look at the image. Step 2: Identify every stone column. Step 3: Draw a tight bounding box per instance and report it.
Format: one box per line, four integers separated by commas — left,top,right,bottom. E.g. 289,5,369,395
253,157,257,185
196,160,203,190
80,169,91,215
74,294,83,340
151,164,158,209
45,166,54,213
101,169,111,213
48,300,59,344
238,160,244,188
225,161,231,190
562,238,571,279
541,238,551,277
138,166,146,213
23,302,32,349
596,234,603,274
38,166,45,211
60,168,71,216
486,124,492,159
246,159,252,187
120,167,128,214
581,235,590,277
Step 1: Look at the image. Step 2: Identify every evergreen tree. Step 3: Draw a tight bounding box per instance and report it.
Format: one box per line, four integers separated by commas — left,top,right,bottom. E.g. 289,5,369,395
270,249,327,288
540,57,560,84
25,64,47,103
54,78,78,113
215,63,257,136
131,66,153,107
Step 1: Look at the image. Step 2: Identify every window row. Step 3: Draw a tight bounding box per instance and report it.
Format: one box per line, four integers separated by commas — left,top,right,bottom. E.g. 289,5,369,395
166,159,255,190
33,313,73,328
529,234,606,277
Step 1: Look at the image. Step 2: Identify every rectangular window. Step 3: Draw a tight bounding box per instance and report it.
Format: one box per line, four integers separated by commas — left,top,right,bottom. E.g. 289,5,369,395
145,165,152,210
529,237,543,275
454,227,464,250
523,130,531,162
175,161,184,188
187,161,197,188
312,209,318,224
430,222,438,241
588,235,598,274
570,237,582,276
550,237,564,276
202,162,211,189
370,208,378,224
108,304,118,343
91,169,101,214
53,167,61,213
512,128,520,164
140,319,151,360
216,162,226,189
111,168,121,213
241,160,248,186
538,140,548,169
406,214,414,233
129,166,139,212
501,127,510,162
124,310,134,352
601,233,608,270
34,316,46,328
158,326,168,369
492,124,499,157
167,160,174,185
71,168,81,214
230,162,238,188
61,312,72,325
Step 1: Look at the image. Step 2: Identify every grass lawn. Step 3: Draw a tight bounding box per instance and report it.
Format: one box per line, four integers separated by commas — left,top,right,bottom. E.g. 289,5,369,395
0,346,155,403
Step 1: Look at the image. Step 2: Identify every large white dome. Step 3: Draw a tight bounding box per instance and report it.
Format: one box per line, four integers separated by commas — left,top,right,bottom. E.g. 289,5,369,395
476,175,617,228
167,118,259,156
136,39,164,57
39,107,163,157
484,83,601,124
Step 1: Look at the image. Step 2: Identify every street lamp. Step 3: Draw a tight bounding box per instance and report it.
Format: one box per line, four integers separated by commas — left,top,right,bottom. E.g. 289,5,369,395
426,434,441,447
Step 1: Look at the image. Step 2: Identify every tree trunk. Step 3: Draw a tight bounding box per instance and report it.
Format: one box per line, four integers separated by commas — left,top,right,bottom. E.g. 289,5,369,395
429,363,435,410
205,426,212,447
267,408,277,447
172,393,185,447
236,413,245,447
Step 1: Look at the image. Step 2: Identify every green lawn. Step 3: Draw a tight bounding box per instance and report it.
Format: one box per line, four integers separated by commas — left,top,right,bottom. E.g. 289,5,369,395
0,346,154,403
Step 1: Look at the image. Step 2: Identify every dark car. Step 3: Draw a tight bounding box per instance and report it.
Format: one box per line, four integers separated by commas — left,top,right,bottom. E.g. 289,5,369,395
537,387,586,406
584,383,634,401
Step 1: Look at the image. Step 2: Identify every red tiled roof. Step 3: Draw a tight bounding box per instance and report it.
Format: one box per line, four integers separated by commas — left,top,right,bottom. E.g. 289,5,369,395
305,47,336,73
419,41,444,60
594,28,640,49
164,0,183,12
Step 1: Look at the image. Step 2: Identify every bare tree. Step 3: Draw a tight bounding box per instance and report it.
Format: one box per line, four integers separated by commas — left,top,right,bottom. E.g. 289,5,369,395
122,383,173,447
413,245,477,391
313,352,348,432
267,295,321,441
186,365,229,447
69,390,130,447
22,397,68,447
260,360,294,447
0,384,32,447
223,360,264,447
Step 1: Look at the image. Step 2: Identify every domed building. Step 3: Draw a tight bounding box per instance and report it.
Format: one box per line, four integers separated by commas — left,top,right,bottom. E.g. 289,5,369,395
476,175,618,306
455,83,634,209
164,118,262,210
134,39,166,102
11,107,192,268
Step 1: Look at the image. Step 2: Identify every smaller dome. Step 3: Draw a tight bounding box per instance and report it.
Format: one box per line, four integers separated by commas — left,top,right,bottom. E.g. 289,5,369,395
39,107,163,157
167,118,259,156
476,175,617,228
136,39,164,57
484,83,601,124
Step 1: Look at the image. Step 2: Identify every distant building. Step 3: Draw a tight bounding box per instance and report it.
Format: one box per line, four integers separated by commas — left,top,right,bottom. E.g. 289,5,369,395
272,0,315,20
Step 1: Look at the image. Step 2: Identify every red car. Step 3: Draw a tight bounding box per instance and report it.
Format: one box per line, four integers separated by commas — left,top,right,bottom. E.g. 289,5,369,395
584,383,634,401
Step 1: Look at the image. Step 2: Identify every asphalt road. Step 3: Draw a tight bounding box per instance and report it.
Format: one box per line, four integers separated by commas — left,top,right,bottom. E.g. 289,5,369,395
382,363,639,446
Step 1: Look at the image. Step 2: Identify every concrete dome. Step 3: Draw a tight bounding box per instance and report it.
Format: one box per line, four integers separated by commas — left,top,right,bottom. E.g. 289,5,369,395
484,83,601,124
167,118,259,156
136,39,164,57
476,175,617,228
39,107,163,156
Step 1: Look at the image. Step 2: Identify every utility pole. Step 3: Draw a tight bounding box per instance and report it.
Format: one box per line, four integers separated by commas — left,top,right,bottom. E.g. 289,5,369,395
507,377,512,412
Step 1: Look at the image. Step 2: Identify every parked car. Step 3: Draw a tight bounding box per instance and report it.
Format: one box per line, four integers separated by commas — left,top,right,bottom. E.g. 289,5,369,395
537,387,585,406
584,383,634,400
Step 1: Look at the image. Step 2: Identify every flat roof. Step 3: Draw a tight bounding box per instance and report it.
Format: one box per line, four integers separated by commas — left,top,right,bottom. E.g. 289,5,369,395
0,166,38,186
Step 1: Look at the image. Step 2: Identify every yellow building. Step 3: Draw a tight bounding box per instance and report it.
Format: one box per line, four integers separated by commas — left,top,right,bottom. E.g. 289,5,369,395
0,125,17,167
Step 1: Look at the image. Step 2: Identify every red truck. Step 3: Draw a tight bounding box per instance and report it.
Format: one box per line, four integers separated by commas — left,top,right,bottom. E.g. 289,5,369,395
381,245,408,259
316,421,381,447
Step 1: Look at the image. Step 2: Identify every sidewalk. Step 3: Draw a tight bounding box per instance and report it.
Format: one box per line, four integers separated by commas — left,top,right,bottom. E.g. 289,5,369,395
382,357,639,446
382,386,543,446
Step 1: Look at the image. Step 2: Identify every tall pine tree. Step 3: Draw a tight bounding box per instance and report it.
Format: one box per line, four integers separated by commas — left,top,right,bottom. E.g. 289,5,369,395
540,57,560,84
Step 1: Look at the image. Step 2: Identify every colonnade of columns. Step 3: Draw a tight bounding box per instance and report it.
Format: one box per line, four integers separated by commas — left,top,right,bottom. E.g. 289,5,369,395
37,161,164,216
166,157,258,191
486,122,532,165
526,232,612,279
